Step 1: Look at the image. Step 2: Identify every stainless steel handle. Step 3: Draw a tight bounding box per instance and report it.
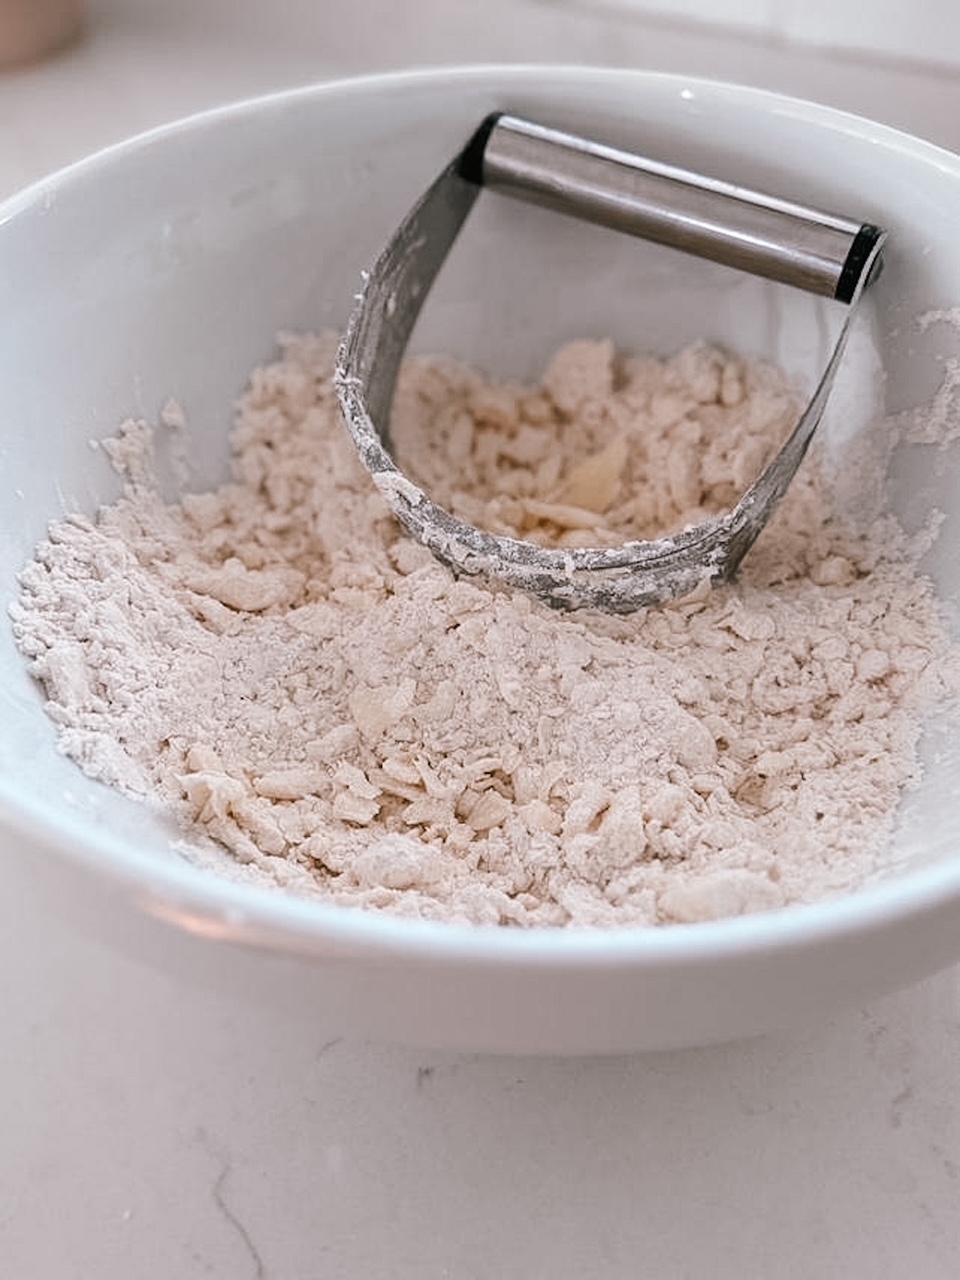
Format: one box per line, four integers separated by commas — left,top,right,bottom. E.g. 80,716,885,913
462,113,883,303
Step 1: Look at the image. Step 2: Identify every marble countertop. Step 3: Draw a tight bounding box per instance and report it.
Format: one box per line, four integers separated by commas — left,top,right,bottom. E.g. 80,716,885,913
3,3,960,1276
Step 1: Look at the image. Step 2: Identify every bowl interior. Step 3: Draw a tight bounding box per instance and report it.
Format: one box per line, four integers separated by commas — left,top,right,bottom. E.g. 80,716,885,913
3,65,960,947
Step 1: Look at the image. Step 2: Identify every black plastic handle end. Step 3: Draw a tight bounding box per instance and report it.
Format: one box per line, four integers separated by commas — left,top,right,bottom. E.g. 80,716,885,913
457,112,504,185
836,223,886,304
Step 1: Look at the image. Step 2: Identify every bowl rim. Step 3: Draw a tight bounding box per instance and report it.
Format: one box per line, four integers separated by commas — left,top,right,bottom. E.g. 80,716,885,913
4,60,960,967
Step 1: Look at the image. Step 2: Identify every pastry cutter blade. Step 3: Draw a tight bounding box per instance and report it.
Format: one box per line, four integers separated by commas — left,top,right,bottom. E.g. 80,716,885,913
335,113,886,612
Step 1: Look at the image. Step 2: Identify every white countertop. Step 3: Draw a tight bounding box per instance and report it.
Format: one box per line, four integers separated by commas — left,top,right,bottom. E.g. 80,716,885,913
4,3,960,1276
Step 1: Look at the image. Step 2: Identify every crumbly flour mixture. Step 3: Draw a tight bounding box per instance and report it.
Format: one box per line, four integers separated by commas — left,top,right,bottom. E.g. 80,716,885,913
12,332,960,927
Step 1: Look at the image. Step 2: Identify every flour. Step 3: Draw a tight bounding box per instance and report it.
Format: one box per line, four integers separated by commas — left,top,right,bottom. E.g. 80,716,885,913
11,332,960,927
391,338,799,548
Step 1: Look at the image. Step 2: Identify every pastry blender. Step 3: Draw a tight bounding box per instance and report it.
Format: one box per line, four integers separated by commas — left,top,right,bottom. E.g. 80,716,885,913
335,113,886,611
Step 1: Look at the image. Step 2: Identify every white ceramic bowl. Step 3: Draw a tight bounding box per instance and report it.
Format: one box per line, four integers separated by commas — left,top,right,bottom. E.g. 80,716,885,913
3,65,960,1055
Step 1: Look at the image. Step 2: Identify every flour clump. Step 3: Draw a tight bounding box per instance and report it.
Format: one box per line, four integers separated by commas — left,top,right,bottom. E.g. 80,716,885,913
11,332,960,927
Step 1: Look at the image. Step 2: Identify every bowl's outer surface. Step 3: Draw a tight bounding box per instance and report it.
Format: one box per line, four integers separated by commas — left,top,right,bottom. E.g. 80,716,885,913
3,65,960,1053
